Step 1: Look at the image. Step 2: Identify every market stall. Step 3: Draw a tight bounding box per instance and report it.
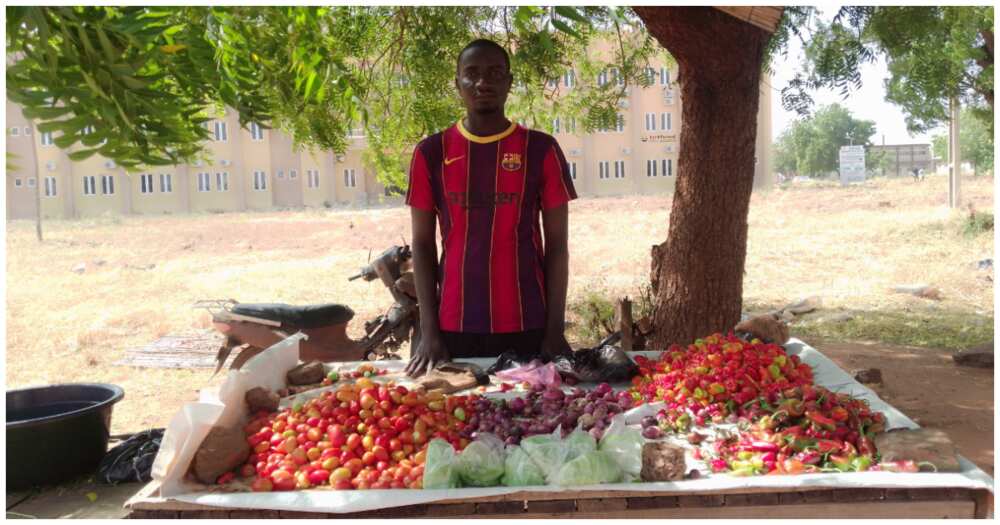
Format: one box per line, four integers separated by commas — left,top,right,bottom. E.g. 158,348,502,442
125,334,994,518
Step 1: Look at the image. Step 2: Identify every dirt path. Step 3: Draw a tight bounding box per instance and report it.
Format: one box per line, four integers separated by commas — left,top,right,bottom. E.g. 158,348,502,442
812,338,994,476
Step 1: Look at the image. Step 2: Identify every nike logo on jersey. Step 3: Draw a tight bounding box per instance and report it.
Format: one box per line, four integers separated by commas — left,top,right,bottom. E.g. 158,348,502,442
444,156,465,166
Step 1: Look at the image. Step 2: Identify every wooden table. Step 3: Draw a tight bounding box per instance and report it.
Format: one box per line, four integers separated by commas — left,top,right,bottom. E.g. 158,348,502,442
126,485,992,518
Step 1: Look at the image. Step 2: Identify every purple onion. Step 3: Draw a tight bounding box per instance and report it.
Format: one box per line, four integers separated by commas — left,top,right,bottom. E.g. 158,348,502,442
642,426,663,439
641,416,657,428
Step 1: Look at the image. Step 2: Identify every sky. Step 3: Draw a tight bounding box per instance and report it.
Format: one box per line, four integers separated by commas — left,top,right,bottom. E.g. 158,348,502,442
766,15,947,147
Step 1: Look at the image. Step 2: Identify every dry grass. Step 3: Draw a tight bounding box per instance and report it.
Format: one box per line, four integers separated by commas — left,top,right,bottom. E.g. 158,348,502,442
5,173,993,433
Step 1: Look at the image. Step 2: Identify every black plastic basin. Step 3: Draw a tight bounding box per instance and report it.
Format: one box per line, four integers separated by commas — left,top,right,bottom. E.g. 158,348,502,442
7,383,124,490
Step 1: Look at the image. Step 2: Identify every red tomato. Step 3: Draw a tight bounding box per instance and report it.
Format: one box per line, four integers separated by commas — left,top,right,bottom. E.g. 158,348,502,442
308,469,330,485
251,477,274,492
346,434,362,450
271,470,296,491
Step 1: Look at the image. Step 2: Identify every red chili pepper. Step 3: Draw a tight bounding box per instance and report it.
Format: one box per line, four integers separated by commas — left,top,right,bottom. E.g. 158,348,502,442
830,406,849,422
806,411,837,431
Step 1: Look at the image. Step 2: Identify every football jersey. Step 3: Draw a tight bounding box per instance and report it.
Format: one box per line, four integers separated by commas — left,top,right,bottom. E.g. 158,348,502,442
405,120,577,333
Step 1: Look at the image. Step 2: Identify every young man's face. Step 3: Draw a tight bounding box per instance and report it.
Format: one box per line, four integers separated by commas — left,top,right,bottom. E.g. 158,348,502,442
455,46,512,116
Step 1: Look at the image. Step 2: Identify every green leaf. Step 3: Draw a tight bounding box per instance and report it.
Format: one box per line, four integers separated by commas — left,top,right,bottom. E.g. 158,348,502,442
551,18,582,40
554,6,589,24
96,26,118,63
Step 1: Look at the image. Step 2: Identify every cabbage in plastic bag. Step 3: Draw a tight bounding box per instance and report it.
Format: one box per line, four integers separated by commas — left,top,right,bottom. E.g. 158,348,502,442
552,450,623,486
423,439,460,489
520,433,570,482
455,433,505,487
502,445,546,486
598,415,643,480
563,428,597,461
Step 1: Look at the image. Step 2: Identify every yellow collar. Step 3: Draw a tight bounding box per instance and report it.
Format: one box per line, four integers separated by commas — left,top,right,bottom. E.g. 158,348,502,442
457,119,518,144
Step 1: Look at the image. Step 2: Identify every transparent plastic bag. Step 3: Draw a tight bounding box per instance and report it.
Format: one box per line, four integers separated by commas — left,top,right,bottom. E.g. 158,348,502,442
563,428,597,461
502,445,546,487
494,360,562,388
598,415,643,480
520,431,570,483
422,439,460,489
552,450,623,486
455,433,505,487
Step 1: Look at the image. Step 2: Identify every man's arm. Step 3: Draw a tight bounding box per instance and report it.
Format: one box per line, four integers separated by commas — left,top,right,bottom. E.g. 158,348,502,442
540,203,572,358
405,207,449,377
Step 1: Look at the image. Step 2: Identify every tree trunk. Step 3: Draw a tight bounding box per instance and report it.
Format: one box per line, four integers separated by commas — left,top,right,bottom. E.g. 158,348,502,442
633,7,770,347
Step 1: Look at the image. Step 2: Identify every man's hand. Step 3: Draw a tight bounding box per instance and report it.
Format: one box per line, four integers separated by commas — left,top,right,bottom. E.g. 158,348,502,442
405,332,450,377
540,331,572,361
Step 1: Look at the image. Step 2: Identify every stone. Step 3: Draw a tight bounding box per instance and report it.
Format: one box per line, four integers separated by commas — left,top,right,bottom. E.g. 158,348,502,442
874,428,961,472
952,341,993,369
892,284,943,301
852,368,883,385
245,386,280,413
640,442,686,482
828,312,855,323
72,263,86,274
782,296,822,315
190,425,251,484
977,258,993,270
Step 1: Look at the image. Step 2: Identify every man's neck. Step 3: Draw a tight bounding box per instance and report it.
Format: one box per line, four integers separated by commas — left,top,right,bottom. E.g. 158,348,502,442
462,112,511,137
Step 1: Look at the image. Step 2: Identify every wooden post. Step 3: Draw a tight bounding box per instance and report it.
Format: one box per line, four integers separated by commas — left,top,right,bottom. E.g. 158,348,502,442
615,297,633,352
948,96,961,208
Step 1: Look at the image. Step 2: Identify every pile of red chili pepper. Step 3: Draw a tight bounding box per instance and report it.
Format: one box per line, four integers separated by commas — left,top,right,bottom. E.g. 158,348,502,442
630,333,890,476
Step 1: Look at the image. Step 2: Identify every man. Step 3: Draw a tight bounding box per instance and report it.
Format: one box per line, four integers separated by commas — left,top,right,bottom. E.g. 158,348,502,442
405,39,577,377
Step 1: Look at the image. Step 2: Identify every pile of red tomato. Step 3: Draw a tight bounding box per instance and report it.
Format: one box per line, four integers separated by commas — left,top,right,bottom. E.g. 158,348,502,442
233,376,475,491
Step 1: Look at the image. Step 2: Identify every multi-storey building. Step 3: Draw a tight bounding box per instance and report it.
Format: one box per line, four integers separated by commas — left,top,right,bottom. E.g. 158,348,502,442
6,54,772,220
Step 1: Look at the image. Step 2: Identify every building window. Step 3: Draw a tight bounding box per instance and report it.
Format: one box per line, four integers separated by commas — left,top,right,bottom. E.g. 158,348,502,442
552,117,560,134
83,176,96,195
140,173,154,194
597,70,608,87
663,159,673,176
9,127,19,136
82,125,95,135
598,161,610,180
27,177,36,187
614,160,625,179
289,169,297,179
344,169,357,188
160,173,172,193
44,176,56,197
660,67,670,85
664,89,675,105
563,69,575,88
14,178,22,187
645,112,657,131
546,77,559,89
567,117,577,134
307,169,321,188
253,170,267,191
277,170,284,179
41,131,54,146
23,126,31,136
249,122,264,141
216,171,229,191
569,162,577,180
213,120,227,141
616,114,625,133
646,159,658,177
101,174,115,195
197,172,211,192
662,112,672,131
614,67,624,87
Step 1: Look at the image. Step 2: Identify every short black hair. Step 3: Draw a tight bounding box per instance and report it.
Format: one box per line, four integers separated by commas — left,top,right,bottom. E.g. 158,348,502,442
457,39,511,73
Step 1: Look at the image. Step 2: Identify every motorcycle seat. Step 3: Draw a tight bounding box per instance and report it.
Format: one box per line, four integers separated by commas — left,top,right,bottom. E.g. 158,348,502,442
230,303,355,329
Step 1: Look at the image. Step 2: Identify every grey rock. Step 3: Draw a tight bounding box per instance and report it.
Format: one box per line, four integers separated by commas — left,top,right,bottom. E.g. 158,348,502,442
953,342,993,369
852,368,883,385
827,312,855,323
782,296,822,315
977,258,993,270
892,284,942,300
874,428,961,472
72,263,86,274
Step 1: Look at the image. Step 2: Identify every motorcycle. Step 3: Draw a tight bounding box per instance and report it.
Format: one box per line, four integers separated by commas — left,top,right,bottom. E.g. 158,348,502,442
195,244,421,375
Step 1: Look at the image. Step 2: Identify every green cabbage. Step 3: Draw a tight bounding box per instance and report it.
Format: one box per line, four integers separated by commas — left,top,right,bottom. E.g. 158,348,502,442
552,450,623,486
422,439,460,489
563,428,597,461
502,445,546,487
455,434,505,487
520,433,570,482
599,416,643,480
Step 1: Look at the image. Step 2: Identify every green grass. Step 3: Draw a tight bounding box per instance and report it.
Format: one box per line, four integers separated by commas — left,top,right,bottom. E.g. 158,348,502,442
962,210,994,237
793,309,993,350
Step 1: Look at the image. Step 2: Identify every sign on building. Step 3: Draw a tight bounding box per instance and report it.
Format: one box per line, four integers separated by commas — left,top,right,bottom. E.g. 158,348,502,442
839,145,866,185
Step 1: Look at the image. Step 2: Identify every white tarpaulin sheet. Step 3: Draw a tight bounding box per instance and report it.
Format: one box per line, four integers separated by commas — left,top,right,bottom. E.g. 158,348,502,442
132,337,994,514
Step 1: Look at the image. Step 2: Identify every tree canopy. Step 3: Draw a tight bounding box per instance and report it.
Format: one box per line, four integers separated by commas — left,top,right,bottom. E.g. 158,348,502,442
932,107,995,174
779,6,994,134
773,103,877,177
6,6,672,189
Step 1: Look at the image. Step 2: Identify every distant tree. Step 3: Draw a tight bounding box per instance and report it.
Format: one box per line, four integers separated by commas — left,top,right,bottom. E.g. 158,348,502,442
932,107,995,175
772,103,877,178
782,6,993,134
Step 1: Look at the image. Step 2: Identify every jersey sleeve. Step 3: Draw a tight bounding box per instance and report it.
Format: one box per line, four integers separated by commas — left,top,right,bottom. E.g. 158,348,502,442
540,139,578,210
405,144,434,211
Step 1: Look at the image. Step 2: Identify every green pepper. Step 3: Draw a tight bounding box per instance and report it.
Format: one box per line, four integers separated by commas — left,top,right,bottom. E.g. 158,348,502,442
693,387,707,399
851,456,872,472
453,407,466,421
292,400,304,413
773,355,787,367
768,363,782,380
327,370,339,382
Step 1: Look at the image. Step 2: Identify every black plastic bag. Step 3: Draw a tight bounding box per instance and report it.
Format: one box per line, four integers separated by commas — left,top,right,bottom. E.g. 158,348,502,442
552,344,639,384
97,428,164,484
